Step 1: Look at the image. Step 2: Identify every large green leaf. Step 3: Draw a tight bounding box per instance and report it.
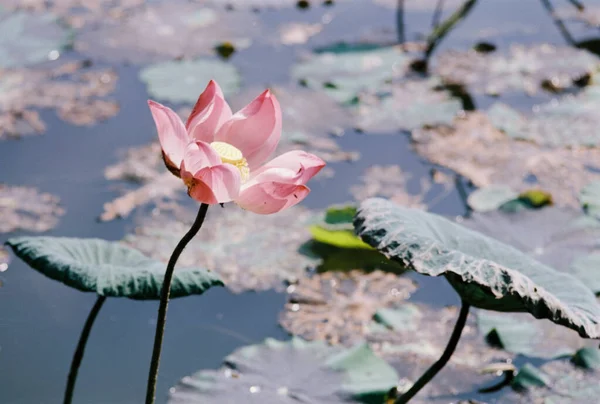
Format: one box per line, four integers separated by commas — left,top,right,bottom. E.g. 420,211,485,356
168,337,398,403
139,59,241,104
6,236,223,299
0,10,70,68
354,198,600,338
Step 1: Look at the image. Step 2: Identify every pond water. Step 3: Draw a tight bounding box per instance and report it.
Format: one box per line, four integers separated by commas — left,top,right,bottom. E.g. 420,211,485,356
2,0,600,403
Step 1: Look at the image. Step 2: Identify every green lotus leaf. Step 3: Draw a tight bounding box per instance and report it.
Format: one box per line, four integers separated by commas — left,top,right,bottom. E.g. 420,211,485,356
168,337,398,403
139,59,241,104
572,347,600,370
463,207,600,292
6,236,223,299
354,198,600,338
0,10,71,68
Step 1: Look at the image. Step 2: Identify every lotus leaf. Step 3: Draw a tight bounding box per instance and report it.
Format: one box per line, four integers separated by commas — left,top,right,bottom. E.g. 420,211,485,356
6,236,223,299
355,198,600,338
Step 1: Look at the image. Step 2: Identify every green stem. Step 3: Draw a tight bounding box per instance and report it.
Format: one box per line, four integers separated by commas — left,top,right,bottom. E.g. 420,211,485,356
425,0,478,60
431,0,445,28
145,203,210,404
395,301,471,404
63,295,107,404
397,0,405,44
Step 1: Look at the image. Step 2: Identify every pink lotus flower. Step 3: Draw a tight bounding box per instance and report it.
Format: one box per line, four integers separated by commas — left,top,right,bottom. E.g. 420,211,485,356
148,80,325,214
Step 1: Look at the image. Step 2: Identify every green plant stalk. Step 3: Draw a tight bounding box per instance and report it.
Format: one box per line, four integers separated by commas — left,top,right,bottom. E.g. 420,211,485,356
63,295,107,404
395,301,471,403
425,0,478,59
145,203,210,404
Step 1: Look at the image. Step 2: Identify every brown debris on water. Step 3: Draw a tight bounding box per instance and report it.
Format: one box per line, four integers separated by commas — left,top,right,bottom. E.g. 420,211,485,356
0,61,119,139
0,184,64,233
412,112,600,207
280,270,417,345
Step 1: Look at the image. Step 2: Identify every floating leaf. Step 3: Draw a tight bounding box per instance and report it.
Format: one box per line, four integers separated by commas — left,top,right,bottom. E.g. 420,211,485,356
76,2,257,63
0,61,119,138
309,205,372,250
462,207,600,290
280,270,416,345
350,165,430,208
353,78,462,133
580,181,600,219
412,111,600,207
168,338,399,403
123,204,317,293
0,185,64,233
139,59,241,104
292,45,409,104
476,310,595,359
434,44,598,96
572,347,600,369
0,10,70,68
511,363,550,391
6,236,223,299
355,198,600,338
467,186,519,212
507,360,600,402
489,93,600,147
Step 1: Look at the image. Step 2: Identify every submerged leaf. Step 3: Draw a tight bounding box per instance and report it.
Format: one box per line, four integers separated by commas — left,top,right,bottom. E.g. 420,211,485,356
6,236,223,299
0,10,70,68
412,111,600,207
292,45,409,104
139,59,241,104
123,204,317,293
467,186,519,212
355,198,600,338
168,337,399,403
477,310,595,359
0,185,64,233
280,270,416,345
353,78,462,133
434,44,598,96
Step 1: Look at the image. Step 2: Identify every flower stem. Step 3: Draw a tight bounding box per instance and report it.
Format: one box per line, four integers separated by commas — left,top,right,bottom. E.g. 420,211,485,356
394,301,470,404
63,295,107,404
145,203,209,404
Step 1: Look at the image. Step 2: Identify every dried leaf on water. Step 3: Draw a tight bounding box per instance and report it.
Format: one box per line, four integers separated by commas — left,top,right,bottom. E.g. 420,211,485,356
122,204,318,293
0,61,119,139
434,44,598,96
101,142,183,221
0,184,64,233
412,111,600,207
280,270,417,345
76,1,258,63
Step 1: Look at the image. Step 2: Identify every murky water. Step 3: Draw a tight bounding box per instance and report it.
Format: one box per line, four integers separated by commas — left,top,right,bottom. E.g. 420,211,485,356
2,0,600,403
